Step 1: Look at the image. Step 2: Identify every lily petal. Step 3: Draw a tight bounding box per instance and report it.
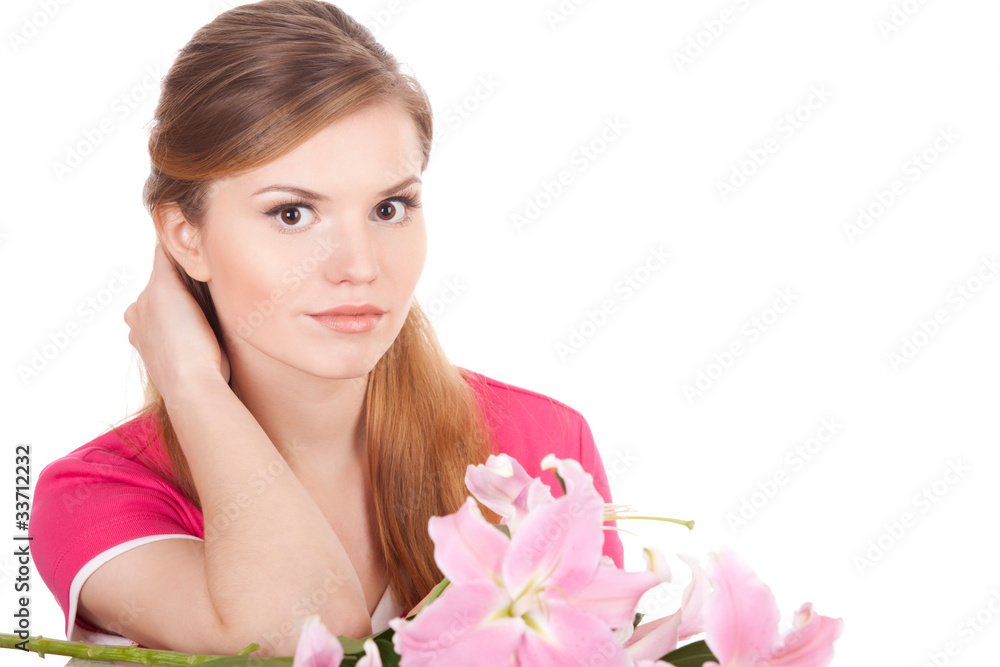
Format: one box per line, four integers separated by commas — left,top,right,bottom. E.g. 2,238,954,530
465,454,536,519
388,580,523,667
502,496,603,604
625,553,710,660
502,457,606,600
676,553,709,641
703,548,781,666
643,547,673,584
507,477,556,533
292,614,344,667
569,559,661,629
765,602,844,667
355,638,383,667
427,497,510,585
623,610,682,661
518,601,633,667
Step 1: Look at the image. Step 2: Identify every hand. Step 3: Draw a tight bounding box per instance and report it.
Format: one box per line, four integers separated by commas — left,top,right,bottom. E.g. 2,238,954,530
124,242,230,399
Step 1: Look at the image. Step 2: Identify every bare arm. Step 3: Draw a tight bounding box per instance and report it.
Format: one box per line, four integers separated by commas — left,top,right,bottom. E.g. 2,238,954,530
163,371,372,652
85,242,371,656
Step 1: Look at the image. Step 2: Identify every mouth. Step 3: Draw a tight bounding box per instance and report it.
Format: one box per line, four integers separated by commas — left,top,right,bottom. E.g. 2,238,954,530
307,312,383,333
308,304,387,317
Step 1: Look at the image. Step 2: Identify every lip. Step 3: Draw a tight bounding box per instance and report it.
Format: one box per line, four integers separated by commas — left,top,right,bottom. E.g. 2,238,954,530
308,312,383,333
309,304,386,317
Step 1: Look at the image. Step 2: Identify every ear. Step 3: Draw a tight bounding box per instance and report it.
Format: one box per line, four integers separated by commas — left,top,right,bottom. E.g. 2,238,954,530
154,202,211,282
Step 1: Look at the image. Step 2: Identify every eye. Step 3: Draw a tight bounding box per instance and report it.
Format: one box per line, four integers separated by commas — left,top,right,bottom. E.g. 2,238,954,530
375,200,405,224
373,195,421,225
264,203,318,233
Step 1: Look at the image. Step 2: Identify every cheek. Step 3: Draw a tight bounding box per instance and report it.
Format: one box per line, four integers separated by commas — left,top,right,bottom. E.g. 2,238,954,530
207,237,296,333
388,225,426,288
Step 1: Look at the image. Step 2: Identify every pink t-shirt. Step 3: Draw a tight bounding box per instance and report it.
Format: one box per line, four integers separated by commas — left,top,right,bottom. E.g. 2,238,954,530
28,368,624,646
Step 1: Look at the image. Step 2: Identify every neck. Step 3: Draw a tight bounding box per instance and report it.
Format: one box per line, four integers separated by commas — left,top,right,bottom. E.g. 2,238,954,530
226,343,371,469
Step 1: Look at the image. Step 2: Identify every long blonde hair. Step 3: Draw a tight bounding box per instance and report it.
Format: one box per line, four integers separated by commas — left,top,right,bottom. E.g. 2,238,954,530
113,0,498,612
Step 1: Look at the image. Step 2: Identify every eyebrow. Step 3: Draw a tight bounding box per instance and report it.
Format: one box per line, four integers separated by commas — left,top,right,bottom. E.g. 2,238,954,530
252,176,422,201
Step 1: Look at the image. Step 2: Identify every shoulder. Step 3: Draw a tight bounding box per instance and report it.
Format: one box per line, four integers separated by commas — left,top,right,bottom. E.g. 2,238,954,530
33,412,180,505
457,367,592,473
459,366,587,432
29,413,204,605
30,411,202,540
29,413,204,640
459,366,586,426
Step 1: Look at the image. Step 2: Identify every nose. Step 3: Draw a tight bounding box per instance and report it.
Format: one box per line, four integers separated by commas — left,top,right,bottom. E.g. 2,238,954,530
316,216,380,285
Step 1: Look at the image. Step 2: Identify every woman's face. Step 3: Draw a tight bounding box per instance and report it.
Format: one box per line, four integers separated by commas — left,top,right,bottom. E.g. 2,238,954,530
185,100,427,380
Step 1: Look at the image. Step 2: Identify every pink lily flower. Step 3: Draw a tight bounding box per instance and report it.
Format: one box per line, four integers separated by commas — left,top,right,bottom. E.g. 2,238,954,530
703,548,843,667
291,615,381,667
464,453,555,533
622,553,709,662
390,456,663,667
292,614,344,667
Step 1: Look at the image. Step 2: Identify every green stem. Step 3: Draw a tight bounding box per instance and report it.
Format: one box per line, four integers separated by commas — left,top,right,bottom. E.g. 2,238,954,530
423,577,450,608
613,515,695,530
398,577,451,624
0,632,286,665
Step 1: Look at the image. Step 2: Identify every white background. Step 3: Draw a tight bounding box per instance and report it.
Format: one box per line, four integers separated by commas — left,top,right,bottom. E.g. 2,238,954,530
2,1,999,665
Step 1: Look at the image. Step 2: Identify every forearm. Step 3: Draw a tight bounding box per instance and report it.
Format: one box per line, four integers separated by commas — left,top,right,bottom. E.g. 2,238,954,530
161,373,372,653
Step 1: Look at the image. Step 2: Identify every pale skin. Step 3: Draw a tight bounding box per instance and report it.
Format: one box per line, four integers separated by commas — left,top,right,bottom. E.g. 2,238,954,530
79,101,437,657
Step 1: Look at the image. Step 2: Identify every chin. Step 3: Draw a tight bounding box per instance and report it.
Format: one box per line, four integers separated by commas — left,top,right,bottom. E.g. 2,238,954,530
304,348,387,379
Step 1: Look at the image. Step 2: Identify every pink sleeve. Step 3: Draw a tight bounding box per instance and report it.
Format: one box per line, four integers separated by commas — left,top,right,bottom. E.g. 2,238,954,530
577,415,626,569
29,442,204,641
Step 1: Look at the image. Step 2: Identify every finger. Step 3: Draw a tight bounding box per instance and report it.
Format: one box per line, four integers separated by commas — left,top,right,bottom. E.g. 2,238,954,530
153,240,169,267
153,240,188,286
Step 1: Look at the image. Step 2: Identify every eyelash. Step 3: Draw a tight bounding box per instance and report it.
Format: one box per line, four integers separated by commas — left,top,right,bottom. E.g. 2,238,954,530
263,193,423,235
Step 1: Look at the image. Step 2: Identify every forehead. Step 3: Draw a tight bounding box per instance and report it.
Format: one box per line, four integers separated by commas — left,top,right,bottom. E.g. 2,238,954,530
227,101,424,198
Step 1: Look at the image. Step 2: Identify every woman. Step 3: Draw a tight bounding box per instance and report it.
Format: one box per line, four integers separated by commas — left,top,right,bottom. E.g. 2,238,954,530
28,0,624,657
